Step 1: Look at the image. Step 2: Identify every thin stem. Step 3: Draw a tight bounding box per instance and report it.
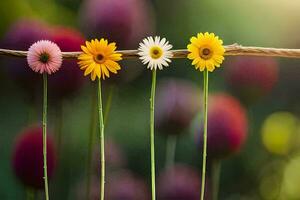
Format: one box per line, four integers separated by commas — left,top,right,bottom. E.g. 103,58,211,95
165,135,177,168
150,70,157,200
212,160,222,200
86,86,98,200
200,69,209,200
104,85,115,126
97,79,105,200
43,73,49,200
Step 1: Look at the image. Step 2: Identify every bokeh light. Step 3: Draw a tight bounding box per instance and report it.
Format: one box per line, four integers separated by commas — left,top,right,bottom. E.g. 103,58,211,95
261,112,299,155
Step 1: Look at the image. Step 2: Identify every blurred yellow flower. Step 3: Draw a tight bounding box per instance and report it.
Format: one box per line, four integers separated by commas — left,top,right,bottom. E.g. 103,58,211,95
187,32,225,72
261,112,299,155
78,39,122,81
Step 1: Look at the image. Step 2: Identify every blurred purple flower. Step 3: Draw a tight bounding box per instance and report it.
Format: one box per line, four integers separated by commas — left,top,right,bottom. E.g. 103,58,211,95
93,138,127,175
225,57,278,105
157,164,208,200
11,125,56,189
48,27,85,101
79,0,155,85
76,170,149,200
106,170,150,200
196,93,248,159
79,0,155,49
155,79,201,136
1,19,52,95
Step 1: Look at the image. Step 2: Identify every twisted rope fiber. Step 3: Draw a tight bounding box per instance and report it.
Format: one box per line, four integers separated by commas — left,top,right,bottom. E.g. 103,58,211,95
1,44,300,59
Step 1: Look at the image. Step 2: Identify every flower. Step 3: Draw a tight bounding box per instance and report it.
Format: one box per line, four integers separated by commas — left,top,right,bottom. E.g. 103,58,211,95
78,39,122,81
187,32,225,72
106,171,150,200
195,93,248,159
75,170,150,200
2,19,52,92
261,112,298,155
138,36,173,70
12,125,56,189
27,40,63,74
155,78,201,136
79,0,155,48
225,57,278,105
49,27,85,100
157,164,209,200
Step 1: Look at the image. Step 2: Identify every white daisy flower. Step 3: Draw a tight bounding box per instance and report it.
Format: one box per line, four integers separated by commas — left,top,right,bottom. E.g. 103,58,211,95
138,36,173,70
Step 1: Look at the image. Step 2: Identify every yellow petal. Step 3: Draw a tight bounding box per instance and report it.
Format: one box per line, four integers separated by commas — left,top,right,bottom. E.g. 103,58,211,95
206,61,215,72
187,52,198,60
91,71,97,81
78,60,94,66
99,39,108,47
108,53,122,61
105,60,121,71
107,42,117,52
199,65,205,71
86,41,95,54
192,57,200,65
101,64,110,78
91,40,97,49
105,62,118,73
94,64,101,77
213,55,224,64
106,65,117,73
78,54,93,61
198,33,204,38
190,37,200,48
80,64,89,70
81,46,90,54
198,59,206,68
84,63,96,76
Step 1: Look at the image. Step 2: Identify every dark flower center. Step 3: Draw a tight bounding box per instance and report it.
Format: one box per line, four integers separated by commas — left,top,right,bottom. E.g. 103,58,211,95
95,53,105,64
97,54,104,61
153,49,159,55
202,48,210,56
200,47,213,60
150,46,163,59
39,53,50,63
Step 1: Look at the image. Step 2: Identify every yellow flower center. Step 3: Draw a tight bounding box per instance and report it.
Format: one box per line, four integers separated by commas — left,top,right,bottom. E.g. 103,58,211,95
94,53,106,64
199,46,213,60
150,46,163,59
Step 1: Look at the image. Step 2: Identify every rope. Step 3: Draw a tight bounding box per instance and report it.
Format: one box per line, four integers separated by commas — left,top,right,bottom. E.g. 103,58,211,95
1,44,300,59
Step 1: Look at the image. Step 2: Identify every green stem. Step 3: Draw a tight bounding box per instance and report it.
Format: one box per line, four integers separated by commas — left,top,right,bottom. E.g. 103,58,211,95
212,160,221,200
150,70,157,200
165,135,177,168
200,69,209,200
97,79,105,200
43,73,49,200
104,85,115,126
86,86,98,200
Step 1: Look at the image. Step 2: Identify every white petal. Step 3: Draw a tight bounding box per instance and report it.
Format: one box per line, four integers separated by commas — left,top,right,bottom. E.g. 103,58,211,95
155,36,160,45
160,38,166,46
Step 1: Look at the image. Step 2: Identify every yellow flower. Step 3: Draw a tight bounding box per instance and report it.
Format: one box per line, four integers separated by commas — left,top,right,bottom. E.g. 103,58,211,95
187,32,225,72
78,39,122,81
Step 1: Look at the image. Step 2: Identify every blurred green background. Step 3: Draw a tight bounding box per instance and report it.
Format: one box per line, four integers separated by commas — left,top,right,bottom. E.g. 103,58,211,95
1,0,300,199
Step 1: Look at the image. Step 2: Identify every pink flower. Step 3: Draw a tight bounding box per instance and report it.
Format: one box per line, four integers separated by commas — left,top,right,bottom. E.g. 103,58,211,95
27,40,62,74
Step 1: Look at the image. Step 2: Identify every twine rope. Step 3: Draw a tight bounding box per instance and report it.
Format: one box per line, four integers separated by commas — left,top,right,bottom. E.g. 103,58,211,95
1,44,300,59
